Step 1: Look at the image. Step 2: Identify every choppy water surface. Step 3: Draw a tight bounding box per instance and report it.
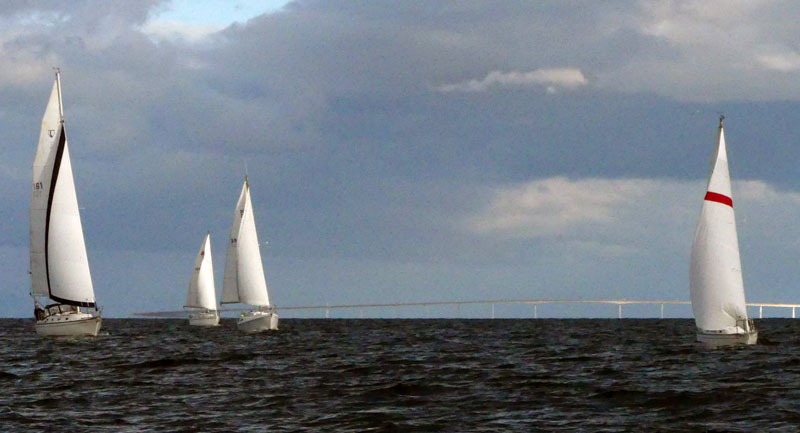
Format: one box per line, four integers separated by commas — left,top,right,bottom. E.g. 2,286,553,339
2,318,800,431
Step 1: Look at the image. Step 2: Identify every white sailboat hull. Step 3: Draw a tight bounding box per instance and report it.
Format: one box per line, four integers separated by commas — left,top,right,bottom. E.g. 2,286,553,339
237,311,279,333
35,312,101,337
696,329,757,347
188,310,220,327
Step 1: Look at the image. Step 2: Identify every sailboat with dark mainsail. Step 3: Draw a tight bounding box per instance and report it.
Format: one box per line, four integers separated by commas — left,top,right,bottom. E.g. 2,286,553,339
29,70,101,337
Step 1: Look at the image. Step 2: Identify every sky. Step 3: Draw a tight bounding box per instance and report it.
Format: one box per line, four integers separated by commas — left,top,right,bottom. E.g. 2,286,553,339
3,0,800,318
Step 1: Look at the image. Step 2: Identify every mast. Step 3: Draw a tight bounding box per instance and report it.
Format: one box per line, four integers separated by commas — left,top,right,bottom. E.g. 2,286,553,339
55,68,64,122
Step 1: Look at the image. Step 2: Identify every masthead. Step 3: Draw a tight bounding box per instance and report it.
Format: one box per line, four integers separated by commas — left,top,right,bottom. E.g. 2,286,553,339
53,67,64,122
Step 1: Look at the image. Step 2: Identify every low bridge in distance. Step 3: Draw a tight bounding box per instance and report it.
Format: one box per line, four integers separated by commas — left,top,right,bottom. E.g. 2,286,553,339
136,299,800,319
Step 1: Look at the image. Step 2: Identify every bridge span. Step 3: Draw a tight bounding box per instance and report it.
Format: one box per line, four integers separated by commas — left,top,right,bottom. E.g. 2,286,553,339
136,299,800,319
273,299,800,319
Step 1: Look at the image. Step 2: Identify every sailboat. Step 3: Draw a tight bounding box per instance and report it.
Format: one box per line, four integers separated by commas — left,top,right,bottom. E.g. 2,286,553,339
689,116,756,346
29,70,101,337
185,233,220,326
221,176,279,332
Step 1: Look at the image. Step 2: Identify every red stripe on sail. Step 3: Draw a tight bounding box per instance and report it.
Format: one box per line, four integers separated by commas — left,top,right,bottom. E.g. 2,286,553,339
705,191,733,207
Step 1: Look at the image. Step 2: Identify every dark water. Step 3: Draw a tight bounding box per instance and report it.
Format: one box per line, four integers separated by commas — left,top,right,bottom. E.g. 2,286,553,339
2,318,800,432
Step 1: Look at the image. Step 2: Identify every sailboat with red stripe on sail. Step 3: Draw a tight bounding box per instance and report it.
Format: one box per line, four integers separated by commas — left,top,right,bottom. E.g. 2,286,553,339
689,116,756,346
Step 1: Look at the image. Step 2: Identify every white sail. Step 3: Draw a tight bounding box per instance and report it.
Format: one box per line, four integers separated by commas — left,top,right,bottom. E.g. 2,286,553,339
221,182,246,303
221,178,271,307
30,80,60,297
689,118,748,332
186,233,217,310
29,73,95,307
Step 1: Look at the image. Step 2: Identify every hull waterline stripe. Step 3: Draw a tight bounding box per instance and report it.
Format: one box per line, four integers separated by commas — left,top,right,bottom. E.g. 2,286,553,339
704,191,733,208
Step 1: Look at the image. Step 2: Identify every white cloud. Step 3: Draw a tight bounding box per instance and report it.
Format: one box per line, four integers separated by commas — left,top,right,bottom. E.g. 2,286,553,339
466,177,800,252
0,16,60,88
638,0,765,45
757,52,800,72
606,0,800,100
436,68,587,93
736,179,800,202
0,50,55,88
468,177,655,238
139,19,223,43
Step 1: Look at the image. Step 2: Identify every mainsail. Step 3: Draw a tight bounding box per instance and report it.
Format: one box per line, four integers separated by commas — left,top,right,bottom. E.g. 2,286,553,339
689,117,748,332
186,233,217,310
221,178,271,307
29,72,95,307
